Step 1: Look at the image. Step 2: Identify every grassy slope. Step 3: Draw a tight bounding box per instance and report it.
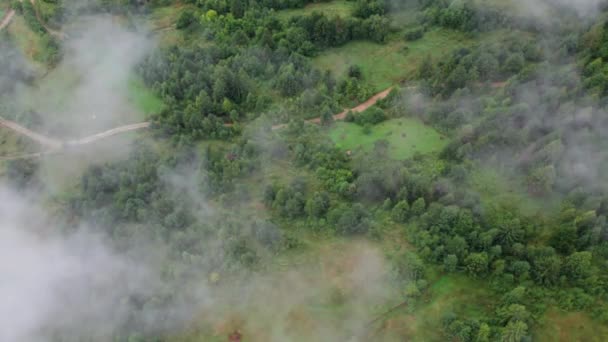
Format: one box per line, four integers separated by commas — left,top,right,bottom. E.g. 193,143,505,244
313,29,473,91
145,4,197,46
7,15,46,68
536,309,608,342
276,0,355,20
379,274,495,341
468,166,561,216
329,118,448,160
17,63,163,124
127,78,165,116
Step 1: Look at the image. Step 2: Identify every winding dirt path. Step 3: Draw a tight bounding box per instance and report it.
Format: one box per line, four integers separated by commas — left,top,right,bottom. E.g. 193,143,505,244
27,0,65,39
65,122,151,145
0,116,149,149
0,118,62,149
0,9,15,31
0,88,393,159
271,87,393,130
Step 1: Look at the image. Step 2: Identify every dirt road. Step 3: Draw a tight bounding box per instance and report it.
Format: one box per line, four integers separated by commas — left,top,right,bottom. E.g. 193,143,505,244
271,87,393,130
0,88,393,159
0,115,149,149
0,118,63,149
28,0,65,39
0,9,15,31
66,122,151,145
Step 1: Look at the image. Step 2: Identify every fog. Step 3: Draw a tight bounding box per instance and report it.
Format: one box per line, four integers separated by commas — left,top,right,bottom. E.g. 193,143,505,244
0,179,395,341
26,15,153,138
0,186,162,341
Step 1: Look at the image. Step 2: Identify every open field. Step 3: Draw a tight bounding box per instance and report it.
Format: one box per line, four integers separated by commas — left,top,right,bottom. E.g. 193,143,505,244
276,0,355,20
536,309,608,342
376,273,494,341
14,60,162,137
144,4,197,46
468,166,561,216
127,78,165,116
169,237,399,342
7,15,46,66
329,117,447,160
313,29,472,91
35,0,58,26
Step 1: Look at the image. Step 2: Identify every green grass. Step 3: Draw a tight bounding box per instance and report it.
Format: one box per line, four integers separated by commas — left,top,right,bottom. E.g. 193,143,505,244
373,272,495,341
0,130,32,162
328,118,448,160
276,0,355,20
35,0,59,26
408,274,494,340
127,78,165,116
16,62,163,125
7,15,46,68
313,28,473,91
535,309,608,342
145,4,197,46
469,166,560,216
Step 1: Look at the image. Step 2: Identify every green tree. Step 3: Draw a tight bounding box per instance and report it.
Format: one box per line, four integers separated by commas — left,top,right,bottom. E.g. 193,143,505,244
497,304,530,324
176,10,196,30
411,197,426,216
444,254,458,272
500,321,528,342
465,252,489,276
476,323,491,342
391,200,410,223
563,251,592,281
549,225,577,254
306,191,330,218
321,106,334,125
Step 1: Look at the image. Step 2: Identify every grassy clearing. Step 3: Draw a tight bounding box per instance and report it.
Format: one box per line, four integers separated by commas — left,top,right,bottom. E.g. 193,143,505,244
0,130,32,159
329,118,447,160
17,62,163,125
535,309,608,342
406,274,494,340
276,0,355,20
145,4,196,46
313,28,472,90
35,0,58,25
147,4,189,29
7,15,46,68
127,78,165,116
372,272,494,341
468,166,560,216
170,237,399,342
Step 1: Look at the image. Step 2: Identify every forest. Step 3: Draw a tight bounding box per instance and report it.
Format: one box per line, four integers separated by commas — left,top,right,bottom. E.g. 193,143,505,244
1,0,608,341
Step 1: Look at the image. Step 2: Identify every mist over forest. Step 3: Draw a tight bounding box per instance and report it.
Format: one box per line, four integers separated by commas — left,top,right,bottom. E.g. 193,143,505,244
2,0,608,341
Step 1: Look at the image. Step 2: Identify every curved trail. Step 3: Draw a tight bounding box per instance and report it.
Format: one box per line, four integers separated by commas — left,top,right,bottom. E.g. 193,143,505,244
0,88,392,160
271,87,393,130
29,0,65,39
65,122,150,145
0,117,150,147
0,9,15,31
0,118,62,149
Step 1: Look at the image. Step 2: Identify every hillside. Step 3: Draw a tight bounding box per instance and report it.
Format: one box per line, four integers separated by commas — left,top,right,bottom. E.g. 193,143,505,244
1,0,608,341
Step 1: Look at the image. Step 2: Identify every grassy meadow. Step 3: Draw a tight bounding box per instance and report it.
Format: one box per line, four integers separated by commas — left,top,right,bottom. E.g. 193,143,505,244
276,0,355,20
329,118,448,160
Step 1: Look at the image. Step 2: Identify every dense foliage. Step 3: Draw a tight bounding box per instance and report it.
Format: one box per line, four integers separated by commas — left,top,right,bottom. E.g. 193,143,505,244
5,0,608,340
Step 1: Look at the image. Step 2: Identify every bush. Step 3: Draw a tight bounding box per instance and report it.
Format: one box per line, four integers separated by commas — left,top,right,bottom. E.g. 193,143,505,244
404,28,424,41
176,10,196,30
348,64,363,79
